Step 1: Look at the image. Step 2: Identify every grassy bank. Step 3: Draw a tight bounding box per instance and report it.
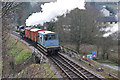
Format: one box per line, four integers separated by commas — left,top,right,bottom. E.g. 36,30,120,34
61,43,118,64
8,35,56,78
96,60,118,66
8,36,33,65
14,63,56,78
42,63,56,78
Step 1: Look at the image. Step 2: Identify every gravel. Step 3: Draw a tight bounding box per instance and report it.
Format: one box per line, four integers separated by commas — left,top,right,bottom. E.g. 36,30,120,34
59,52,105,78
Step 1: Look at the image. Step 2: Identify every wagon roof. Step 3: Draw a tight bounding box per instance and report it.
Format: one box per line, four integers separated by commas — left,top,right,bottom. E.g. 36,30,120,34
25,27,32,30
38,31,55,35
30,28,41,32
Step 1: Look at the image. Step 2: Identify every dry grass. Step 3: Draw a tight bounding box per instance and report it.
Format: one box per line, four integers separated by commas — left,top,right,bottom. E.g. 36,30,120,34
62,43,119,79
14,63,56,78
62,43,118,64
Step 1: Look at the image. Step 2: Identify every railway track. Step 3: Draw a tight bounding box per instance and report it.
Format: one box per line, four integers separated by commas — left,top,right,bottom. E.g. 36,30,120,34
50,52,103,80
19,38,104,79
81,58,119,79
11,31,104,79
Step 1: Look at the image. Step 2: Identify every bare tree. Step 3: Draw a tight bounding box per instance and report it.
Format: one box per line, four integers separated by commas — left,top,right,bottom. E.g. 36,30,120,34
2,2,24,78
56,5,102,53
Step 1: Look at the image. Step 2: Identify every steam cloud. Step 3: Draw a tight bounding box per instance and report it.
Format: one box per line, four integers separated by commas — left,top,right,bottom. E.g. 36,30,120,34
26,0,85,26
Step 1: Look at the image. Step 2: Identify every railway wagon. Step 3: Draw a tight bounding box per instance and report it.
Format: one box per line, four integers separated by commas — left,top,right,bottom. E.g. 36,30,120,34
30,28,44,42
25,27,33,39
19,25,25,37
38,31,60,54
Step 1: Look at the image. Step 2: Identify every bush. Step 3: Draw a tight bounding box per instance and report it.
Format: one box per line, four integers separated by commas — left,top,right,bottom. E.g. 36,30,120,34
16,30,19,32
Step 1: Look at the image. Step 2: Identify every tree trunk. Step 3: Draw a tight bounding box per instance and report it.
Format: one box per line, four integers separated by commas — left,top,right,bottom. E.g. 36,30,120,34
76,42,80,54
97,46,99,58
106,52,109,60
102,49,106,60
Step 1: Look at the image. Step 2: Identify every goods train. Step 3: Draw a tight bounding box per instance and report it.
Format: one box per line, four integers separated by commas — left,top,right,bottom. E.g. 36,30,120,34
20,26,60,55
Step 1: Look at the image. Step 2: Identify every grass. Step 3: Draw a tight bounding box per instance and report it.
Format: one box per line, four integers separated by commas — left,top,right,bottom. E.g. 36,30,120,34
8,26,16,31
8,36,33,65
42,63,56,78
14,63,56,78
62,42,118,64
15,50,32,64
85,59,119,79
96,60,118,66
71,57,119,79
62,43,119,79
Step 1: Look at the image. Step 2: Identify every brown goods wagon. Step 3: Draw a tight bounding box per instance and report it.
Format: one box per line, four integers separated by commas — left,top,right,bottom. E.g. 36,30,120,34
30,28,44,42
25,27,34,39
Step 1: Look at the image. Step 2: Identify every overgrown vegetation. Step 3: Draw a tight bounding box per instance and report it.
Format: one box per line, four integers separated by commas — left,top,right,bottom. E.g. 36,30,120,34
96,60,118,66
55,4,118,64
42,63,56,78
8,36,32,65
14,63,56,78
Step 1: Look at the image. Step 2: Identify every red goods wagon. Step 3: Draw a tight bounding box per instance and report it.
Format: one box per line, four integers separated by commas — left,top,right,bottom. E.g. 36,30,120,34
25,27,31,38
30,28,44,42
25,27,34,39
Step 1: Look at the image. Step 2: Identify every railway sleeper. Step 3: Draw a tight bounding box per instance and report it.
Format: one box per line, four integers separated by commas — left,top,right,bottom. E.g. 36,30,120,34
86,74,92,77
53,56,85,79
70,75,78,78
50,57,73,79
58,55,89,79
70,74,80,78
79,69,86,72
53,53,103,80
65,69,70,72
76,67,82,70
67,72,74,75
88,76,95,78
83,72,89,75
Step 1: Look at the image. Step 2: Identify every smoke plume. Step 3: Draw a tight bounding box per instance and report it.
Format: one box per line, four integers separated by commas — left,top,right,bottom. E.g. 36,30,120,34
26,0,85,26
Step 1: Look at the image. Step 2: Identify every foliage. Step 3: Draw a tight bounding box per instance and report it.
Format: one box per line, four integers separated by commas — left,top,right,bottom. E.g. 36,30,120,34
46,22,55,31
14,63,56,78
96,60,118,66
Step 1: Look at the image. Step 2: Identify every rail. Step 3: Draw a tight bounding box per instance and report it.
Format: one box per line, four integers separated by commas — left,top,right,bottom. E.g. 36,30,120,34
81,58,119,79
49,52,103,80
